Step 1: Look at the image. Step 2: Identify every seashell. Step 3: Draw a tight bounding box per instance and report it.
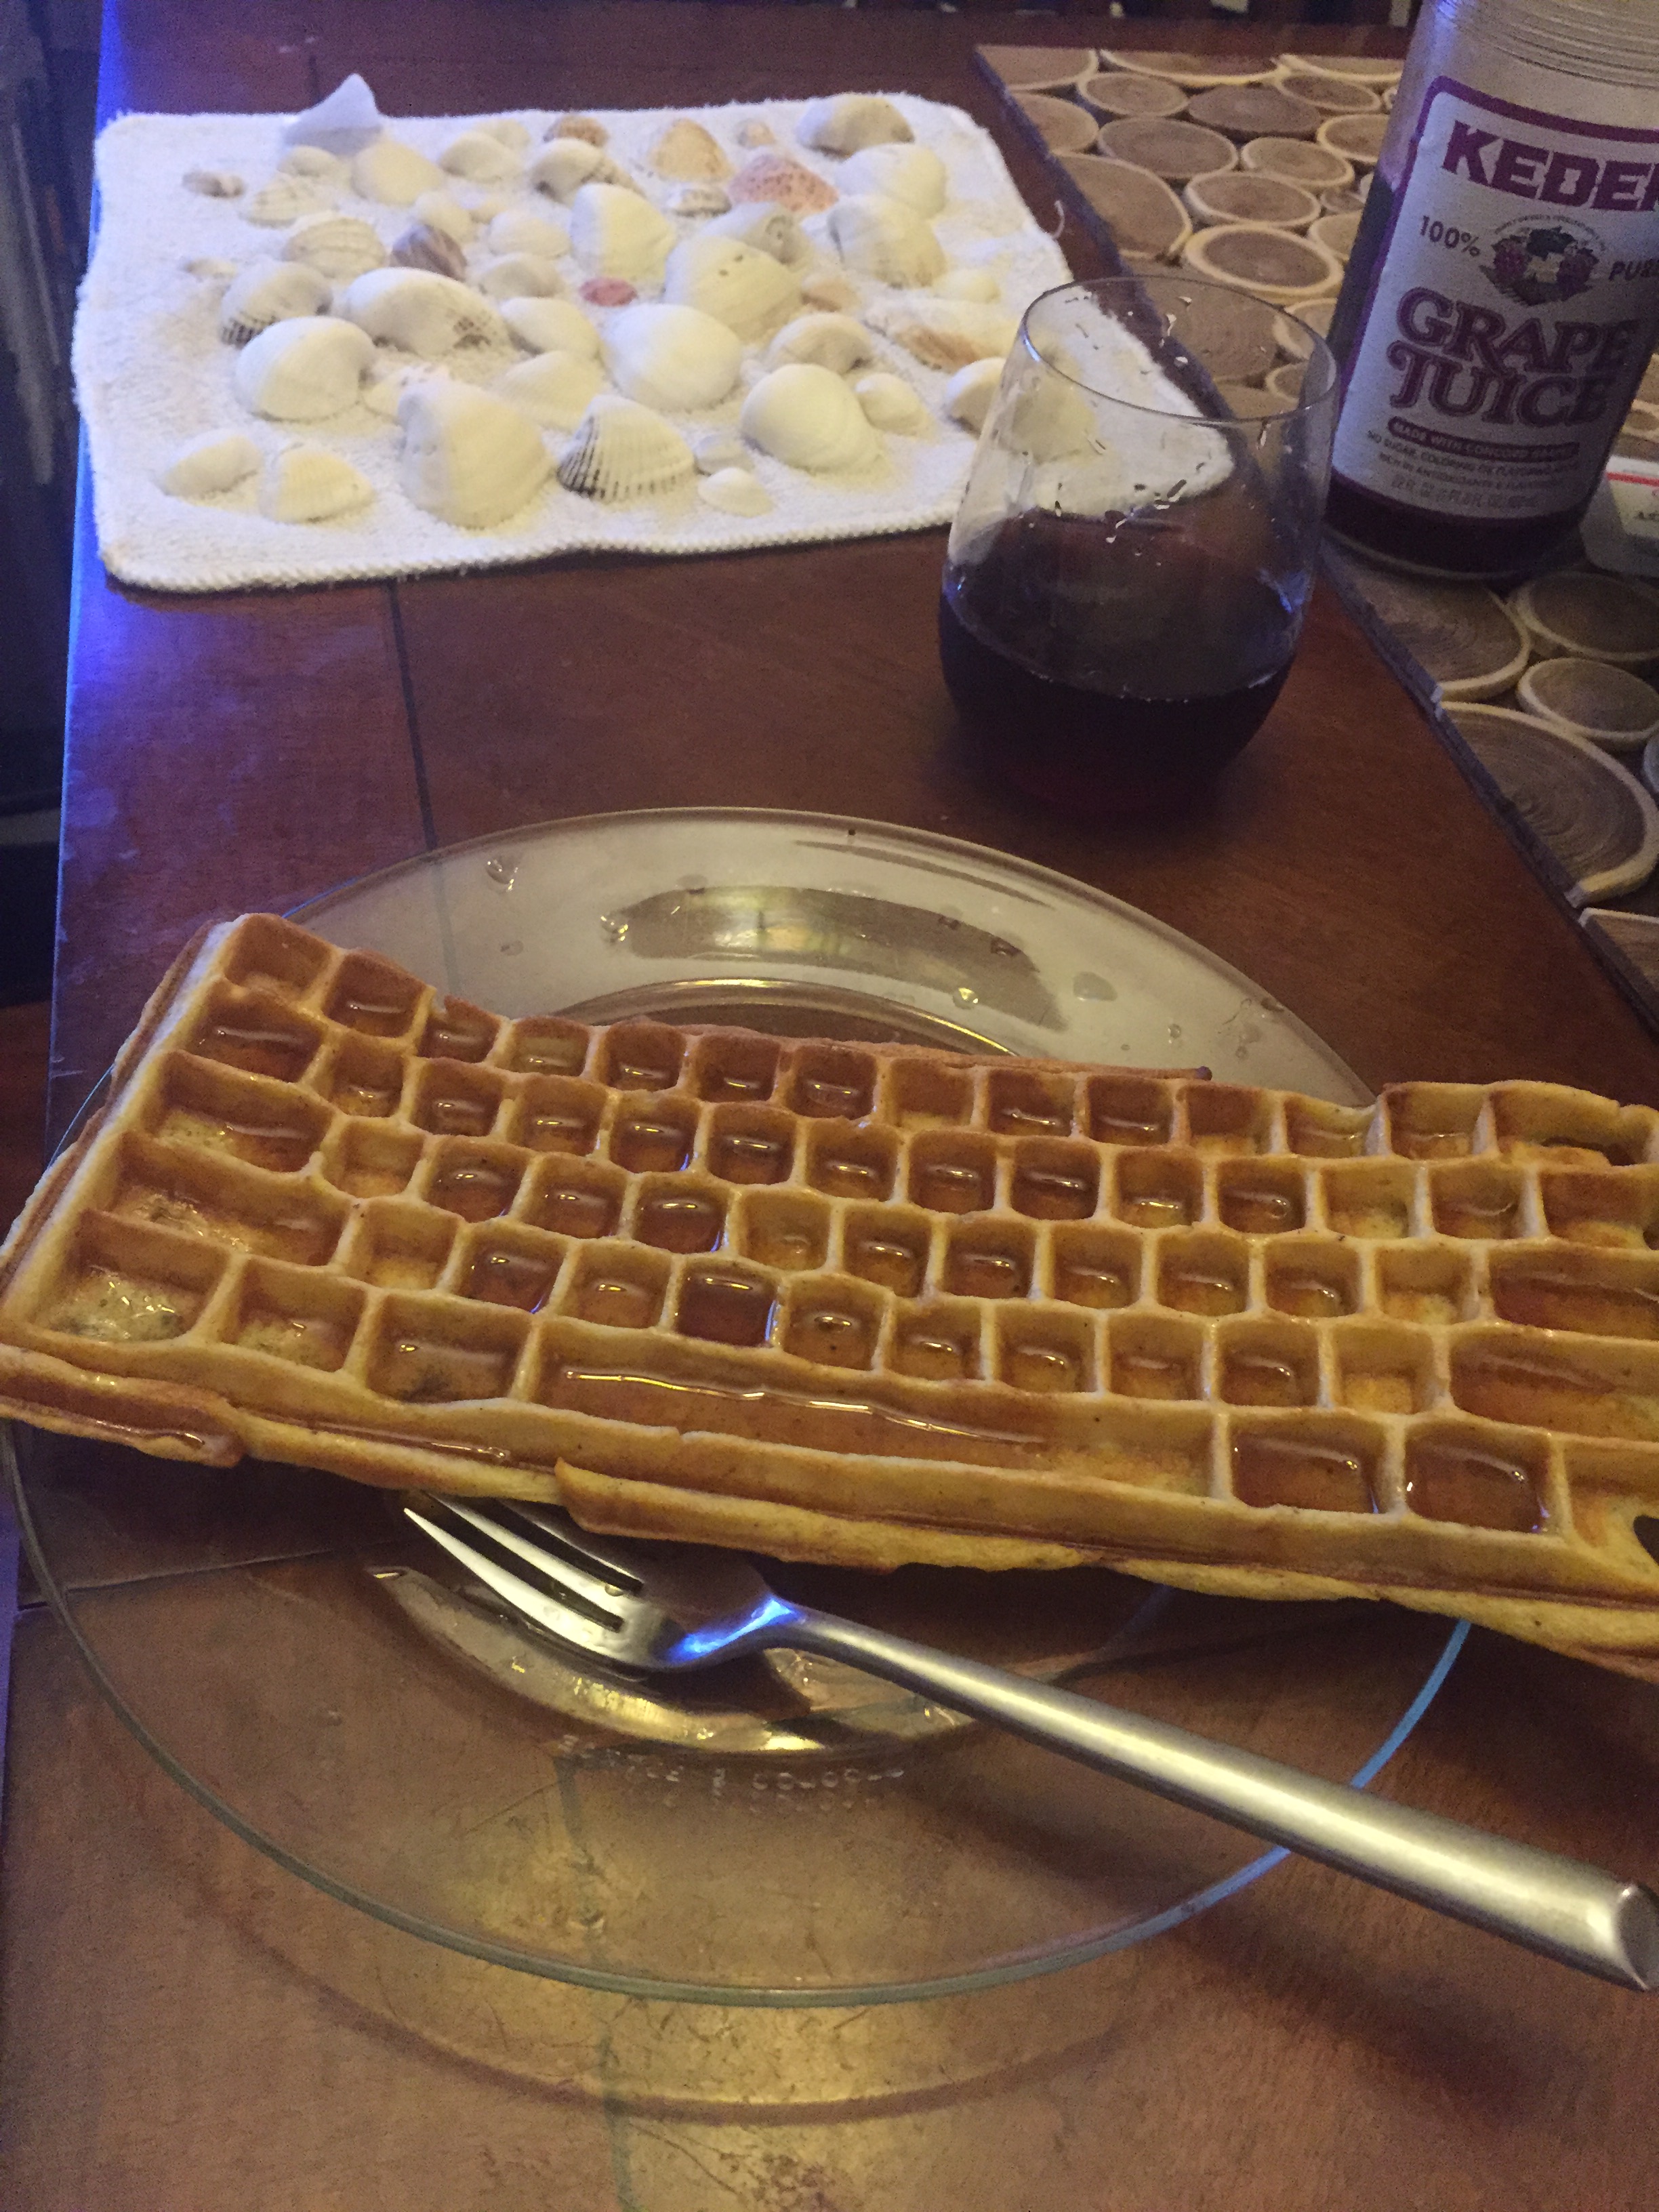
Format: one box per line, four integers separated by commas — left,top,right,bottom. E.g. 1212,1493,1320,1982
391,221,468,281
283,211,387,282
569,183,676,284
486,208,569,260
827,193,945,287
440,129,520,186
735,119,775,150
581,276,636,308
501,294,601,356
232,316,374,419
218,259,331,346
766,312,875,375
243,173,332,228
412,189,476,243
668,182,731,218
694,430,754,475
853,371,929,435
282,73,383,158
799,269,859,314
648,118,732,183
728,151,837,213
602,302,743,411
351,138,446,207
260,445,373,523
557,394,695,502
704,203,808,265
478,117,531,152
935,267,1000,304
398,380,550,527
867,296,1018,371
475,253,565,300
279,145,349,186
156,429,261,498
698,467,772,516
363,361,449,419
798,96,913,156
741,363,882,472
550,114,608,148
530,138,638,203
495,350,607,430
184,168,243,199
841,144,947,217
182,256,239,281
462,192,512,223
340,267,508,356
943,358,1005,434
663,232,800,344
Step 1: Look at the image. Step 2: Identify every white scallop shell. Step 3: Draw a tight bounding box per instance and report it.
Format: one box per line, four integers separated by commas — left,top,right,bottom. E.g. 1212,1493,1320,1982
184,168,243,198
351,138,446,207
495,351,607,430
648,118,733,182
475,253,565,300
279,145,349,187
943,358,1005,434
243,173,332,227
260,445,373,523
556,394,695,502
735,119,775,150
827,194,945,287
935,268,1001,304
704,204,808,265
798,95,913,155
412,189,476,243
765,312,876,375
232,316,375,419
219,260,331,346
530,139,638,203
698,467,772,517
464,192,513,224
390,222,469,281
398,381,550,527
693,430,753,475
853,371,929,435
663,232,800,344
501,295,602,359
478,117,531,152
283,211,387,282
487,209,569,260
282,73,382,158
602,302,743,411
866,296,1018,371
841,144,947,217
569,183,676,284
441,129,520,185
340,268,508,356
668,182,731,218
799,270,859,314
741,363,882,472
549,114,608,148
156,429,262,498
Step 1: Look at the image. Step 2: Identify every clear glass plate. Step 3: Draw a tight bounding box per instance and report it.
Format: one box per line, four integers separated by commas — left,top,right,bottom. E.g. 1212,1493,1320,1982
12,808,1463,2007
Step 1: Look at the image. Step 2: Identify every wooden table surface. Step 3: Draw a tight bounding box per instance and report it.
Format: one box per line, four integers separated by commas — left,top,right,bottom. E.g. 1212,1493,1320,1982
7,5,1659,2207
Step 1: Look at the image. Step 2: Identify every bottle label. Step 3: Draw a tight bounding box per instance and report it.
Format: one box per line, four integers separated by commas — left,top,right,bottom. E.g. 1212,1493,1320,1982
1332,76,1659,523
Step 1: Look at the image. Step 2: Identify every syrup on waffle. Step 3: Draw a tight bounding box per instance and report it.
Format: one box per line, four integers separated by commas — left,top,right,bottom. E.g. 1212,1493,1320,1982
5,914,1659,1671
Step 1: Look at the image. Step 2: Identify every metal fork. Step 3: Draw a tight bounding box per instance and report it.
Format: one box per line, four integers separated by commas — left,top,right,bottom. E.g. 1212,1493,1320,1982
405,1493,1659,1990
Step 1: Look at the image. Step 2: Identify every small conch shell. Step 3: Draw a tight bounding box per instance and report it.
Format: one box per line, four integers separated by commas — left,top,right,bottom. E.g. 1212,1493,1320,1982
391,221,469,281
663,232,800,344
184,168,243,198
765,312,876,375
219,259,331,346
549,114,608,148
705,203,807,265
935,268,1000,304
668,182,731,218
232,315,374,419
827,193,945,287
799,270,859,314
530,139,638,203
279,145,349,187
501,295,601,358
412,189,476,243
727,152,836,213
350,137,446,207
475,253,565,300
693,430,752,475
943,358,1004,434
798,96,912,156
156,429,261,498
260,445,373,522
495,351,607,430
478,117,531,152
441,129,520,185
282,73,383,159
487,209,569,260
283,211,387,282
853,371,929,435
341,268,508,356
648,118,732,182
243,173,333,227
556,394,695,502
735,119,775,150
602,302,743,411
698,467,771,517
398,381,550,527
569,183,676,284
866,296,1018,371
741,363,882,472
841,144,947,217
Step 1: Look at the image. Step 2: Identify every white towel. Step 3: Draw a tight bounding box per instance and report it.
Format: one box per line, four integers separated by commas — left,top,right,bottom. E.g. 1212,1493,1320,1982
75,93,1071,592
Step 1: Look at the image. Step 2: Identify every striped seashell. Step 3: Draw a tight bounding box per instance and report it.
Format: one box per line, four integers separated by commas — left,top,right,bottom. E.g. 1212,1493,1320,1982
556,393,696,502
259,445,373,523
283,211,387,282
232,316,375,419
218,259,332,346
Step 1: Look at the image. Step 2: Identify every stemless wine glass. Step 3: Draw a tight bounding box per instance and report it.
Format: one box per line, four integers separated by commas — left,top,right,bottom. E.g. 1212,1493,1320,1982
939,273,1338,817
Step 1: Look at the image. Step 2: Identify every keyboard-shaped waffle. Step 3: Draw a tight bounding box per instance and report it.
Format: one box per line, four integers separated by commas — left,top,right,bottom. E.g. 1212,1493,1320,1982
5,914,1659,1672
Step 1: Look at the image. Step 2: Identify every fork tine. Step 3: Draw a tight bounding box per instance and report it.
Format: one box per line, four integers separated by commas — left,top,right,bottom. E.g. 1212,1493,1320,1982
439,1496,632,1612
404,1505,630,1656
504,1500,651,1590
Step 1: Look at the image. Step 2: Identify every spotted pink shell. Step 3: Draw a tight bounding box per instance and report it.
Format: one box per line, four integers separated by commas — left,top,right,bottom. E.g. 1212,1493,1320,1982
579,275,637,307
728,152,837,214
